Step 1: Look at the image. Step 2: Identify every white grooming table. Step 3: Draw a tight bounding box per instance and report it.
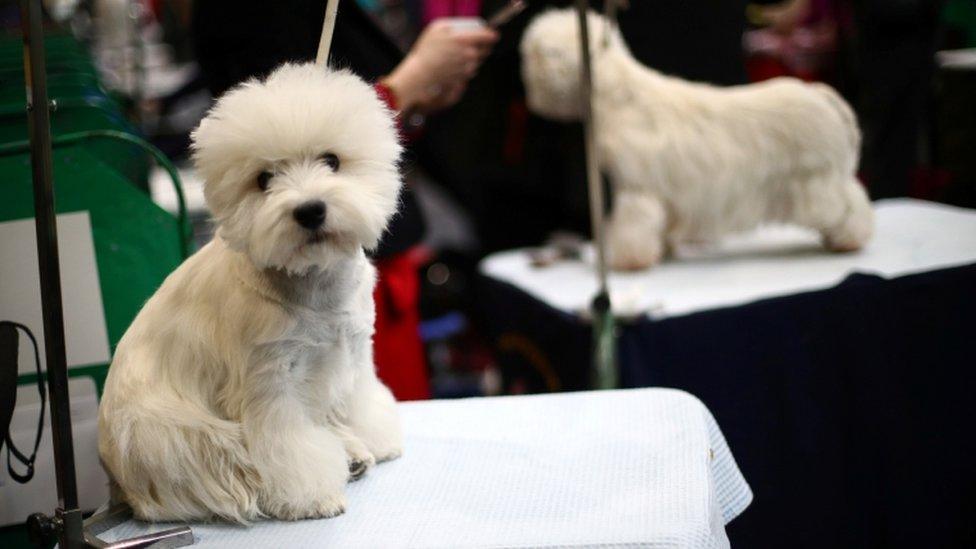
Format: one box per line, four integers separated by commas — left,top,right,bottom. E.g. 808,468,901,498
98,389,751,548
472,199,975,547
480,199,976,319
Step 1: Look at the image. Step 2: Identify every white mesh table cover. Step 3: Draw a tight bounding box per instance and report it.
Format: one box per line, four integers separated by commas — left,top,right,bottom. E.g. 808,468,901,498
99,389,752,548
480,199,976,319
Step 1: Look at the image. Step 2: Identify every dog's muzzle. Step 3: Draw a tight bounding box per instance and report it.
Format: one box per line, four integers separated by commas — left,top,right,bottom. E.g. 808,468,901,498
293,200,327,231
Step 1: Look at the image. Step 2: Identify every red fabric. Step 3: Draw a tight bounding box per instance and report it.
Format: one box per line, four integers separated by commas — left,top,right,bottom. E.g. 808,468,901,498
502,100,529,165
374,81,428,142
374,81,398,112
373,81,406,137
370,84,428,400
745,56,794,82
373,251,430,401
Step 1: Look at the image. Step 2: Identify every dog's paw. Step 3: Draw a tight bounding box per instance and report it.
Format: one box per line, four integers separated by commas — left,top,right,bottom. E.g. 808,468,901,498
607,231,664,271
263,493,347,521
348,453,376,481
823,210,873,253
823,181,874,253
609,256,656,271
374,447,403,463
343,434,376,481
348,460,369,481
608,245,661,271
825,236,863,253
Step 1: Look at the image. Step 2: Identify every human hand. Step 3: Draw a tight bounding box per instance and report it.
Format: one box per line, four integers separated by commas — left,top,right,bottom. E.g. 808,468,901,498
382,20,498,114
414,79,469,114
755,0,811,35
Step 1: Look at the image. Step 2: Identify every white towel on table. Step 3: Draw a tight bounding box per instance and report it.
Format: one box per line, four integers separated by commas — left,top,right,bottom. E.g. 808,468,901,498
99,388,751,548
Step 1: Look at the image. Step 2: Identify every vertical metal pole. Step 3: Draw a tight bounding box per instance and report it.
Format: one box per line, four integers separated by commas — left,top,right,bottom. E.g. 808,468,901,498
129,0,146,126
575,1,617,389
19,1,86,546
315,0,341,67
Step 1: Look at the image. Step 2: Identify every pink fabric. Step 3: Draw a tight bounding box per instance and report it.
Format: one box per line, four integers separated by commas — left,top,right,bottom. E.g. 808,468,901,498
424,0,482,24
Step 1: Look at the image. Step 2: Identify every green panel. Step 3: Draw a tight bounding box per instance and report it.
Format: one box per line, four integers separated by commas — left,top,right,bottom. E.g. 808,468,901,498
0,61,97,79
0,81,107,106
0,146,184,388
0,107,150,188
944,0,976,47
0,523,47,549
0,34,147,187
0,32,88,57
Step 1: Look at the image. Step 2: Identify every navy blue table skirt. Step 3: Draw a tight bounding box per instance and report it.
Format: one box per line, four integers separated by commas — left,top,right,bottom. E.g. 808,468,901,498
478,262,976,548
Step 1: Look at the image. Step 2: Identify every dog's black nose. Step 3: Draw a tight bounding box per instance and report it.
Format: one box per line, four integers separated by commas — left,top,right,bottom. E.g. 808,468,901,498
293,200,326,230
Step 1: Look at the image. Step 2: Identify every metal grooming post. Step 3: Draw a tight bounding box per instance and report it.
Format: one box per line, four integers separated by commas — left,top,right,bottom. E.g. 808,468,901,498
18,1,191,546
20,0,84,544
574,1,617,389
316,0,341,66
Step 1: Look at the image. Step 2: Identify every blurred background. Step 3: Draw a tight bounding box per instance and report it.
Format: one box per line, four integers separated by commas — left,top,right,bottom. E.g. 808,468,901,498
1,0,974,547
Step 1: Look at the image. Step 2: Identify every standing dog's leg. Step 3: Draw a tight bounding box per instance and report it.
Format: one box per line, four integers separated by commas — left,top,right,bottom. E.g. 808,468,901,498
821,179,874,252
244,363,349,520
607,190,668,270
788,177,874,252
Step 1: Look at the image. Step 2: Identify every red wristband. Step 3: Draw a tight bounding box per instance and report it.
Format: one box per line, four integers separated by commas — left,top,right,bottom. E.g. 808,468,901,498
374,81,398,112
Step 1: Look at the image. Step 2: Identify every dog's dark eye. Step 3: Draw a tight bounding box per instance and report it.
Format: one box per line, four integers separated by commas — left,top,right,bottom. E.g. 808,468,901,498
320,152,340,171
257,171,273,191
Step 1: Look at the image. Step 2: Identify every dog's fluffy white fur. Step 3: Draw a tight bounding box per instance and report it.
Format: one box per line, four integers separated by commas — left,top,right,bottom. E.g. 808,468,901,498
521,9,874,270
98,64,404,523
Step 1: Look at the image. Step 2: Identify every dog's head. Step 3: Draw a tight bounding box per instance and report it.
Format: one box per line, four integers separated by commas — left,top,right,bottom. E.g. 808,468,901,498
520,8,626,121
192,64,402,274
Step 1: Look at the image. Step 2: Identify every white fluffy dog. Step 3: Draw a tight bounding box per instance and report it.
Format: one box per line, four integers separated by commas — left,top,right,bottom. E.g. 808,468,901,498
98,64,404,523
521,9,874,270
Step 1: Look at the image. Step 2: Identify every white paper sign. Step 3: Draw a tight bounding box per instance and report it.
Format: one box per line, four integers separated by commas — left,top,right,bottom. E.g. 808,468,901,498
0,211,111,374
0,376,109,525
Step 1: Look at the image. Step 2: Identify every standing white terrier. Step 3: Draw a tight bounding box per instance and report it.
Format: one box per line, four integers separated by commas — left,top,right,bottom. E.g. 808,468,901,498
521,9,874,270
98,64,404,523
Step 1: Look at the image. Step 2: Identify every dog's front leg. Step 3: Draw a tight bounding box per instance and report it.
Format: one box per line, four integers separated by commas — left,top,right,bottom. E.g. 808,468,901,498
343,330,403,464
607,190,668,271
345,371,403,463
243,361,348,520
327,418,375,481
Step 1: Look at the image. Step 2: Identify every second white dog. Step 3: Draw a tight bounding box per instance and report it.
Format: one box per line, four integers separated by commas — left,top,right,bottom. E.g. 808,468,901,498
521,9,874,270
98,64,404,523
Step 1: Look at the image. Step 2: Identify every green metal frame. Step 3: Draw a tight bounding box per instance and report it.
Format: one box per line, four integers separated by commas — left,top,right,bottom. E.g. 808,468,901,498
0,129,191,258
